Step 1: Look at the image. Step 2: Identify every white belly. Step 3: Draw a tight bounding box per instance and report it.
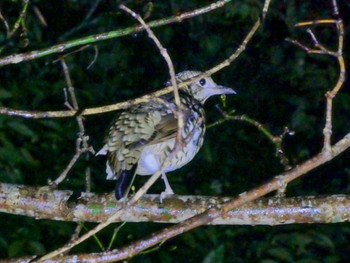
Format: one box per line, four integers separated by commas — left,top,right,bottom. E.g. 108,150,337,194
136,128,203,175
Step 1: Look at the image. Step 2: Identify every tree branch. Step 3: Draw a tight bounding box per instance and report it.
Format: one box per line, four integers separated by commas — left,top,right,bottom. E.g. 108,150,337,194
1,182,350,226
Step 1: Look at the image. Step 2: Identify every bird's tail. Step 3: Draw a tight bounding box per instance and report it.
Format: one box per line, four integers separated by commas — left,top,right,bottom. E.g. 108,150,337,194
115,164,138,200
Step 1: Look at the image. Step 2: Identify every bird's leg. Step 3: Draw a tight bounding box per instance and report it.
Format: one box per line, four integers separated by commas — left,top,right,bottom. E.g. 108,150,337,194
160,171,174,202
162,172,174,194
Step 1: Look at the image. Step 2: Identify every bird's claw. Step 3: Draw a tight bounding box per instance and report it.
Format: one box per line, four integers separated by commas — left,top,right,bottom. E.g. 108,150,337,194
159,188,174,203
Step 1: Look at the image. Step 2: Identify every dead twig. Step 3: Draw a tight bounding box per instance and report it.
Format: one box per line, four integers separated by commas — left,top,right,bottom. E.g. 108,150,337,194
286,1,346,154
49,59,94,187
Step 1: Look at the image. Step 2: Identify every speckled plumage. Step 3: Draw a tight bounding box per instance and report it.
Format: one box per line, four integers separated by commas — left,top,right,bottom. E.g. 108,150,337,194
97,71,235,200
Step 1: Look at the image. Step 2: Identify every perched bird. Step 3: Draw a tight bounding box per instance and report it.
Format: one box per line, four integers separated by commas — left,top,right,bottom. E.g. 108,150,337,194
97,71,235,200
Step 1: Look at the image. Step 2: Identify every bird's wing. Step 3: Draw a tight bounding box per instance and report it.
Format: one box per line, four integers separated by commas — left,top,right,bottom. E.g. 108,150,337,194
100,103,177,172
128,113,179,149
103,110,161,175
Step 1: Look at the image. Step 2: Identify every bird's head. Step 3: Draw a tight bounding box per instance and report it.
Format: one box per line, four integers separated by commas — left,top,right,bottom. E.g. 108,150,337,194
169,70,236,103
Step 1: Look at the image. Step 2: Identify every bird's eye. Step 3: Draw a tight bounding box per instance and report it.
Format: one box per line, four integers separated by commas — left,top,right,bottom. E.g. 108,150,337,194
199,78,206,86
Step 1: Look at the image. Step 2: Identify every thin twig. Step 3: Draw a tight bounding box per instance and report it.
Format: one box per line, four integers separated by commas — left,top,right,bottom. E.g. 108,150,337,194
332,0,339,16
50,150,81,186
286,0,345,154
209,107,292,170
49,59,94,187
63,224,83,256
33,5,48,27
8,0,30,39
87,45,99,69
52,45,92,64
0,72,202,118
0,0,29,53
285,38,327,55
85,166,91,193
261,0,271,21
0,9,10,37
120,4,183,132
306,28,334,55
295,19,337,27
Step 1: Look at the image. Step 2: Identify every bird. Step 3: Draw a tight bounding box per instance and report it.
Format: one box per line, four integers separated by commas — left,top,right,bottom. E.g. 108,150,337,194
97,71,236,201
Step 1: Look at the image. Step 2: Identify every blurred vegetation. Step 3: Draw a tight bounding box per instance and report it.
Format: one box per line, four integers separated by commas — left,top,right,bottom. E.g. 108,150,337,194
0,0,350,262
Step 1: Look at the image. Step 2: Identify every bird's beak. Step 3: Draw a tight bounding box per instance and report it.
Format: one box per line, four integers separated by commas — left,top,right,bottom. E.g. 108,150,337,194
216,85,237,95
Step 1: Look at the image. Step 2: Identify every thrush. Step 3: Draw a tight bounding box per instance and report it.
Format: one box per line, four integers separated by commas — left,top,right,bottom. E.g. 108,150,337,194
97,71,235,200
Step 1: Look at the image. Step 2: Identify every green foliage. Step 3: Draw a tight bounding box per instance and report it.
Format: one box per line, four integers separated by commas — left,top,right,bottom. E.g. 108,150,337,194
1,0,350,261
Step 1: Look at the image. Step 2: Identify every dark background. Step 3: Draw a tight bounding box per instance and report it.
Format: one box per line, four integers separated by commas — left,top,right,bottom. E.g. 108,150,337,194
1,0,350,262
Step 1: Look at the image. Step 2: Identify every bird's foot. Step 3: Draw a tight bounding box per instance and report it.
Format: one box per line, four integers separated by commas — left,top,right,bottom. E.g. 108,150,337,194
116,196,129,207
160,187,174,203
37,179,57,197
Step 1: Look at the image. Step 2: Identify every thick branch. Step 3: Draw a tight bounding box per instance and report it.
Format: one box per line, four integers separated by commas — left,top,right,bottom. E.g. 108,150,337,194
1,182,350,225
